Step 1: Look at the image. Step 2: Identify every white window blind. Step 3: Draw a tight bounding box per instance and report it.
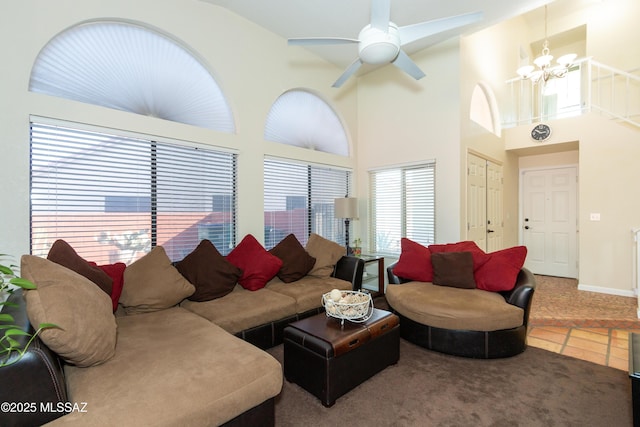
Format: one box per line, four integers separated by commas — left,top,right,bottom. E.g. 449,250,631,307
369,162,435,255
30,121,237,264
264,158,351,249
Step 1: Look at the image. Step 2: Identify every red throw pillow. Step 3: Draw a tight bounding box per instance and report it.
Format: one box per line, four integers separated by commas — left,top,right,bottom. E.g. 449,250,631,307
429,241,489,271
227,234,283,291
96,263,126,312
474,246,527,292
392,238,433,282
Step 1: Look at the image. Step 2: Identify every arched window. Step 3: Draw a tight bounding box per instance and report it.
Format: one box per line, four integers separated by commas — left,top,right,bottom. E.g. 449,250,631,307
29,20,234,132
470,82,501,137
264,89,349,156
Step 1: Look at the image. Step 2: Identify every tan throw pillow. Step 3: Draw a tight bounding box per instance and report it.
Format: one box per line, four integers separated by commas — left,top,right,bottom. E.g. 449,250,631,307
305,233,346,278
21,255,117,367
120,246,195,315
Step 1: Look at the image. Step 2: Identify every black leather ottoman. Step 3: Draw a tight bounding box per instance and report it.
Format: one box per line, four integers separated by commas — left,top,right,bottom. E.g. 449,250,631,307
283,308,399,407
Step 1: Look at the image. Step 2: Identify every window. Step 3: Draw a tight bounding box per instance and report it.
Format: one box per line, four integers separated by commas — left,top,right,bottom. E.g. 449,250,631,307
264,89,349,156
29,20,234,132
264,158,351,249
30,120,237,264
369,162,436,254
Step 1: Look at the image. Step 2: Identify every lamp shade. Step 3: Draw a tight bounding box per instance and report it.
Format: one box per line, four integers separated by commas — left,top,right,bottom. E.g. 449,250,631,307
334,197,358,219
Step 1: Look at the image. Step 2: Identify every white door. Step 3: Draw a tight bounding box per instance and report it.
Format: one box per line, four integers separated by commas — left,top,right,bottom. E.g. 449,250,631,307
522,167,578,278
467,153,503,252
486,161,504,252
467,154,487,250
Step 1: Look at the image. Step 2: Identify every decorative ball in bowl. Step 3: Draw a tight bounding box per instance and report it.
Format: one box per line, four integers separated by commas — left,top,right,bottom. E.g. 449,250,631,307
322,289,373,324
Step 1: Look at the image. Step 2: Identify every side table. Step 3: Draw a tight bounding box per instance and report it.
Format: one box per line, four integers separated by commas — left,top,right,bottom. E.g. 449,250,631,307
359,255,384,297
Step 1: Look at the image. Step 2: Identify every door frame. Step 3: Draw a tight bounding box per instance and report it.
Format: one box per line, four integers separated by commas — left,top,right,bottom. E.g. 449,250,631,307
518,163,579,277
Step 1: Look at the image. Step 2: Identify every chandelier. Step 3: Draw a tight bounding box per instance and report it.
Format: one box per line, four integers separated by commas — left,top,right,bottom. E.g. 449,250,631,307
516,5,576,84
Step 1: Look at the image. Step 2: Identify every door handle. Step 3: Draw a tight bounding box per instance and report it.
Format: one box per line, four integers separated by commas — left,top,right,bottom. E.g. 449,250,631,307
524,226,530,230
487,229,494,233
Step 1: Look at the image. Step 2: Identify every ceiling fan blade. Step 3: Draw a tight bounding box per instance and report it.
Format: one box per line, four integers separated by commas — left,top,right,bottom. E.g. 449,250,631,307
392,50,426,81
288,37,359,46
332,58,363,88
370,0,391,32
398,11,483,46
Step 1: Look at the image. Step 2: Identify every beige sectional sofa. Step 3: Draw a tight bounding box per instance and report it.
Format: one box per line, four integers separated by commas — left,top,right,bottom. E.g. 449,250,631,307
1,234,363,426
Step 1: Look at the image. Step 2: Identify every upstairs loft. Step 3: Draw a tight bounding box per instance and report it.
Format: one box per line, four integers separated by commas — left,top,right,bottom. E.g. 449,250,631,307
503,57,640,130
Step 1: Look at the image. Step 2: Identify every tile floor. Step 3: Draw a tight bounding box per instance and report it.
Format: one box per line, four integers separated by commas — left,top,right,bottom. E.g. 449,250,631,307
527,274,640,371
527,325,640,371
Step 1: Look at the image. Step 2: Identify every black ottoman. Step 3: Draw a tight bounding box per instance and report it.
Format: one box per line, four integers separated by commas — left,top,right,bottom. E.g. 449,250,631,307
283,308,399,407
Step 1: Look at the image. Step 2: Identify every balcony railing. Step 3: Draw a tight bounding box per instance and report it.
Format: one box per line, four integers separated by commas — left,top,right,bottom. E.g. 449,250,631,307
504,58,640,129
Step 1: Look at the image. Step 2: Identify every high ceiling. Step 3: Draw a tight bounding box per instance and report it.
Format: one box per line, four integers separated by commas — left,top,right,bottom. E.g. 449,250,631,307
200,0,555,69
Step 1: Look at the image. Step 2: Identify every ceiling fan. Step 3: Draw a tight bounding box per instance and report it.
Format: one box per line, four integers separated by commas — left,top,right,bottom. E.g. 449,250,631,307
288,0,483,87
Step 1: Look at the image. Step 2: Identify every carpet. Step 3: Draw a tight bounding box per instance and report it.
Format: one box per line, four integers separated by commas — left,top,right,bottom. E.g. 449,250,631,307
268,340,633,427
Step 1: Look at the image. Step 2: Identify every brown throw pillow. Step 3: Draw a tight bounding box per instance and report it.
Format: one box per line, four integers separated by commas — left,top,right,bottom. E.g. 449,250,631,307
431,251,476,289
120,246,195,315
47,239,113,296
21,255,117,367
305,233,346,278
269,234,316,283
175,239,242,301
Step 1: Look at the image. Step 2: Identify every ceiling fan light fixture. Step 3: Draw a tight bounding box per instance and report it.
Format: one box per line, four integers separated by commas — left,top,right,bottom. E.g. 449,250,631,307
357,24,400,64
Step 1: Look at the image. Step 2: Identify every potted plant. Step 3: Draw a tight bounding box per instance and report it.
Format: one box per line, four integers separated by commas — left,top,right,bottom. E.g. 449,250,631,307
0,255,56,367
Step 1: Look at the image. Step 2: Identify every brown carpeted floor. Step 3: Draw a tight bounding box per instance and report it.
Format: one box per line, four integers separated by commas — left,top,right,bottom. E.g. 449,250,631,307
269,339,633,426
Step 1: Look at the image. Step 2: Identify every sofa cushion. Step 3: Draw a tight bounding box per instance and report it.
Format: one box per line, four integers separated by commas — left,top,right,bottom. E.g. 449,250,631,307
120,246,195,315
181,285,297,335
227,234,283,291
386,281,524,331
46,239,113,296
57,307,283,426
175,239,242,301
21,255,117,367
266,275,352,313
431,251,476,289
269,234,316,283
475,246,528,292
393,238,433,282
429,240,490,271
305,233,345,278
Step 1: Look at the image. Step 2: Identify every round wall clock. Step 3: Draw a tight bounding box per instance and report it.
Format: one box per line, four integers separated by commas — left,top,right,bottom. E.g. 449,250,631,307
531,123,551,141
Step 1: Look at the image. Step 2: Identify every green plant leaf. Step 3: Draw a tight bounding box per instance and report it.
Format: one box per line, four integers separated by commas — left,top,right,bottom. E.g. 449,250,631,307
0,314,15,323
5,337,19,348
0,264,13,275
9,278,36,289
38,323,60,330
4,329,30,338
0,301,18,308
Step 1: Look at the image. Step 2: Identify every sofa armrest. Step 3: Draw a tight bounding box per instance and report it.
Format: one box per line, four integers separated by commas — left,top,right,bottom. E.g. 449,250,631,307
0,289,68,426
501,267,536,325
386,262,411,285
332,256,365,291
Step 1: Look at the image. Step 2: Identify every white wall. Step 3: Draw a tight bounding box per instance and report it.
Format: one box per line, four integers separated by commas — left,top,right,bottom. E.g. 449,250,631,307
355,38,463,249
0,0,358,257
506,114,640,294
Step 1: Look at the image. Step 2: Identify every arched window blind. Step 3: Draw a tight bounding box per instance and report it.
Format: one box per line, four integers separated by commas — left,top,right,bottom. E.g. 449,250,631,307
30,119,237,264
264,158,352,249
29,21,235,132
369,162,436,254
264,90,349,156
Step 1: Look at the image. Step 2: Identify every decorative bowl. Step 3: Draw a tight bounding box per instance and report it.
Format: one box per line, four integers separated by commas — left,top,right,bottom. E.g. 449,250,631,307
322,290,373,324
